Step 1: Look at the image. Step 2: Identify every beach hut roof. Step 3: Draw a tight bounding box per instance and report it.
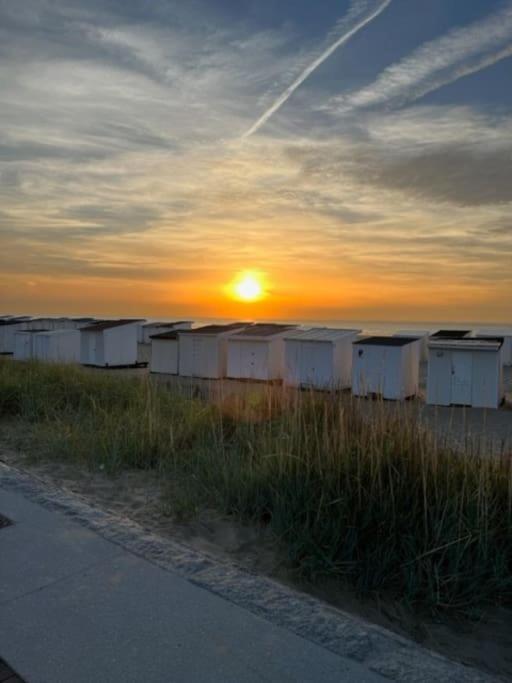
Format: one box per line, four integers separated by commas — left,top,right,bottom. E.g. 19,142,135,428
431,329,472,338
429,337,503,351
354,336,419,347
36,328,79,337
179,323,250,336
231,323,297,339
19,328,51,334
149,331,180,340
284,327,360,342
81,319,144,332
0,319,29,327
29,317,58,322
142,320,191,329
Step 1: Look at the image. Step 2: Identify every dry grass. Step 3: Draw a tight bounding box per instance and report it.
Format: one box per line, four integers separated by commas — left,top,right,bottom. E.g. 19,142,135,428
1,357,511,613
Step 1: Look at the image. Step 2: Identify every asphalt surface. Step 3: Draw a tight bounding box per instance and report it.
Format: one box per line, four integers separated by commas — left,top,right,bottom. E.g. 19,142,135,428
0,466,496,683
0,483,385,683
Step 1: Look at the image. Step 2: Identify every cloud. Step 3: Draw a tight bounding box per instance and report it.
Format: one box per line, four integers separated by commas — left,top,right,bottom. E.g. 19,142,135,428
0,139,111,163
396,43,512,107
350,147,512,206
362,105,512,148
0,0,511,320
286,106,512,207
243,0,392,137
0,1,307,156
326,2,512,114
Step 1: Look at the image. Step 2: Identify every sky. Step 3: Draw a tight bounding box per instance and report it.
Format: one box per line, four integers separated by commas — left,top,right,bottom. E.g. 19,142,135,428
1,0,511,323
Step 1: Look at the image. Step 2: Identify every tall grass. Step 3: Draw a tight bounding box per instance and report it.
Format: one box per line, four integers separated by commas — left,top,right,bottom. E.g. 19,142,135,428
1,357,511,612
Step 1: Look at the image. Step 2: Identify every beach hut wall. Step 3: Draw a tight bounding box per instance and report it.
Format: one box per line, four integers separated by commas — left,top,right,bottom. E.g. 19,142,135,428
284,328,360,389
227,324,299,382
427,337,504,409
178,323,250,379
393,330,430,362
34,329,81,363
352,336,420,400
476,329,512,366
79,319,143,367
149,331,179,374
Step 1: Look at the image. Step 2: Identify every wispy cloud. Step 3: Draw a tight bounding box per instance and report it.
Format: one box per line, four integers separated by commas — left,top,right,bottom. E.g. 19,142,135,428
242,0,392,137
402,43,512,106
1,0,511,320
326,2,512,114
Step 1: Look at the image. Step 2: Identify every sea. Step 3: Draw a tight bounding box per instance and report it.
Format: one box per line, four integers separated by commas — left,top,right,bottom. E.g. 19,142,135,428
184,319,512,336
12,313,512,336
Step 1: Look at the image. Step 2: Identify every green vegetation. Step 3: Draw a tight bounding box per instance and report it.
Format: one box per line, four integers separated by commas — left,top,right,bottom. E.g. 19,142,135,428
1,357,511,613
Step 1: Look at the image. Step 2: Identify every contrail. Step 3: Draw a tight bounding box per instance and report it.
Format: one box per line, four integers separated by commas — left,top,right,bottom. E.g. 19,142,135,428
242,0,392,138
402,43,512,108
326,2,512,115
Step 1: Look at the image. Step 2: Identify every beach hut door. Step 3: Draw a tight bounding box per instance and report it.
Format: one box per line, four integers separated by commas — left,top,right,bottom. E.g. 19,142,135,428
90,334,99,364
451,352,472,405
248,343,267,379
303,343,330,387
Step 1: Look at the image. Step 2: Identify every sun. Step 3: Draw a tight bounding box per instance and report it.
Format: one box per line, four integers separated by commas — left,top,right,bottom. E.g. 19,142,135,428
231,272,265,302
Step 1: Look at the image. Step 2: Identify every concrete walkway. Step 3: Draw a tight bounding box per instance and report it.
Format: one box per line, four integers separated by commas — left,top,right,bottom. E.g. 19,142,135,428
0,465,496,683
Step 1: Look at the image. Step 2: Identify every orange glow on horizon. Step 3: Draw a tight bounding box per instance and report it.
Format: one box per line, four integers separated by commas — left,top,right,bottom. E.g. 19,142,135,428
1,268,511,325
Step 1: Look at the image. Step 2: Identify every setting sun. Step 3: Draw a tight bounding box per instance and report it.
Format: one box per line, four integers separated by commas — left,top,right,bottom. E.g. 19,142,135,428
231,272,265,302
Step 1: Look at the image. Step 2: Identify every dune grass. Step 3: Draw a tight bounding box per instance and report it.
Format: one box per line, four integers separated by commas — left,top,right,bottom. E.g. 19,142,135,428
1,357,511,613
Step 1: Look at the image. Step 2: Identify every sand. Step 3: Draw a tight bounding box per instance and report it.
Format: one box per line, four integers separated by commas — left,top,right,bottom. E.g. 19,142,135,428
1,444,511,680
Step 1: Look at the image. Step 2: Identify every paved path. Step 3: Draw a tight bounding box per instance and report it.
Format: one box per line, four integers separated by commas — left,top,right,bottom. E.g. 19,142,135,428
0,465,496,683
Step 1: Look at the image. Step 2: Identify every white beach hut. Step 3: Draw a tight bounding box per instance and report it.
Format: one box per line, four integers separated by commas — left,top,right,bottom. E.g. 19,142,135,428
13,329,50,360
393,330,430,362
138,322,192,360
34,329,81,363
80,319,143,367
284,328,360,390
227,324,298,382
141,321,192,345
138,321,192,363
352,336,420,400
149,331,180,375
0,318,32,354
132,320,147,344
178,323,250,379
476,329,512,366
427,337,504,409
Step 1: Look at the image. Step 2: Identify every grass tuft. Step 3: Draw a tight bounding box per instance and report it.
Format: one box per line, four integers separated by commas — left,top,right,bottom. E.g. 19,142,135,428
1,357,511,612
